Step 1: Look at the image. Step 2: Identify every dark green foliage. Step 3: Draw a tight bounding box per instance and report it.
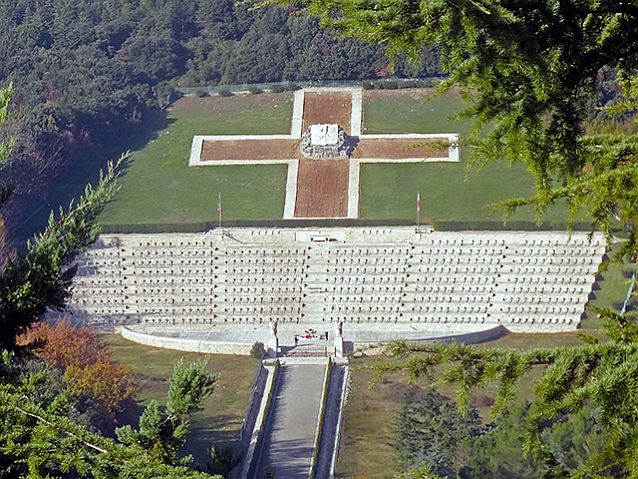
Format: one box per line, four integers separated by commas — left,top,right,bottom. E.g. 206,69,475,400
460,404,546,479
270,84,286,93
206,444,242,476
395,390,481,478
250,341,266,359
216,88,233,97
459,402,614,479
0,352,221,479
0,83,13,212
248,86,263,95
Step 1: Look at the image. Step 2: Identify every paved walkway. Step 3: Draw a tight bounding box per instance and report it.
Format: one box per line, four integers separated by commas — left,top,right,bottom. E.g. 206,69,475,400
256,363,326,478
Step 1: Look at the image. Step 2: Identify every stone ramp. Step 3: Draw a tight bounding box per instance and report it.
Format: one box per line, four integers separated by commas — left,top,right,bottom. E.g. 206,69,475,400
255,362,327,478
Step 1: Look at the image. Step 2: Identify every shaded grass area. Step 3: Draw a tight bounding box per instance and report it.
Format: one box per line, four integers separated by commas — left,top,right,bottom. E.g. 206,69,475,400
102,334,258,467
361,91,570,223
99,93,294,225
9,109,175,246
336,364,408,479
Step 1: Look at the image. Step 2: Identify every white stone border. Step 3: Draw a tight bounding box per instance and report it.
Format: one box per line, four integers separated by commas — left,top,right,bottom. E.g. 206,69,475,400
189,135,299,167
188,89,307,167
120,326,254,354
291,89,305,138
283,160,299,219
303,86,363,93
357,157,456,163
358,133,460,164
330,366,349,479
347,159,360,219
351,88,363,136
239,362,278,478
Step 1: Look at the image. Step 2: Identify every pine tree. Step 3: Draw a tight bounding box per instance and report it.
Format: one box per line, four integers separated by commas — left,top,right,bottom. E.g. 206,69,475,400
0,352,222,478
262,0,638,255
116,358,218,466
0,153,126,349
0,83,14,209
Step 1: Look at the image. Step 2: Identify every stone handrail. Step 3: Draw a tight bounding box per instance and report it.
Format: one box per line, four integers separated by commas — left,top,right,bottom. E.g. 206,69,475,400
245,359,281,478
309,357,333,479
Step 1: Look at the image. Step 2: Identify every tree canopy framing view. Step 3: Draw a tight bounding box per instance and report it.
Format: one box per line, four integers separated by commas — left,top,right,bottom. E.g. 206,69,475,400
2,0,638,478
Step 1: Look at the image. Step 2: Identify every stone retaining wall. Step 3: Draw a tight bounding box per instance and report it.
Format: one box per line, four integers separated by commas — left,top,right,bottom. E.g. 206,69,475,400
120,326,253,355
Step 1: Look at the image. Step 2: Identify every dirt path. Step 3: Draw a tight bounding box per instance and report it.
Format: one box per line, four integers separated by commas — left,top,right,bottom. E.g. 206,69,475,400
200,139,300,161
294,160,349,218
302,92,353,134
353,137,449,159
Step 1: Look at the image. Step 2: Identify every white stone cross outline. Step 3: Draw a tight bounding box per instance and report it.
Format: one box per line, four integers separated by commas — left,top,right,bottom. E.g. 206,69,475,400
188,87,459,219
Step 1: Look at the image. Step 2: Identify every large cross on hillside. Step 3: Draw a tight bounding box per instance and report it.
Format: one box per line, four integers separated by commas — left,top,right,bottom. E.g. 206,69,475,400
188,87,459,219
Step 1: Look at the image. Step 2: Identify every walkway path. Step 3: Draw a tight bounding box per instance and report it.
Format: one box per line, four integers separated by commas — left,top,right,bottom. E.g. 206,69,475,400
255,362,327,478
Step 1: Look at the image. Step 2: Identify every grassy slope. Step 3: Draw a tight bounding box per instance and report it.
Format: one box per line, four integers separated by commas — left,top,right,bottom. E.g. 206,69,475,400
360,91,569,223
99,93,293,225
102,334,258,467
336,330,609,478
583,245,637,329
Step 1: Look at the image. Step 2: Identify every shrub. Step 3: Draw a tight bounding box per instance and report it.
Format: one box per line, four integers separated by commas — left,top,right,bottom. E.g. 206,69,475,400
217,88,233,97
248,86,263,95
17,319,138,414
250,341,266,359
361,81,375,90
285,82,300,91
207,445,242,475
270,84,286,93
384,80,399,90
373,81,385,90
194,90,208,98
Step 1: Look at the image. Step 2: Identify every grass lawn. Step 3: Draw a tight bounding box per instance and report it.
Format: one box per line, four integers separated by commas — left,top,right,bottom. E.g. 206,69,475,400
99,93,294,226
102,333,258,467
360,90,570,223
99,88,577,225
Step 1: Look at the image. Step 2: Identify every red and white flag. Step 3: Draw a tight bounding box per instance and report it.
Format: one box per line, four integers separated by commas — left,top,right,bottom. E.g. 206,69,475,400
217,192,222,218
417,192,421,217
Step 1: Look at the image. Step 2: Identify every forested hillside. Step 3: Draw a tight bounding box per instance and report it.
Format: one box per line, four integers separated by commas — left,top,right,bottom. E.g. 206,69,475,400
0,0,439,247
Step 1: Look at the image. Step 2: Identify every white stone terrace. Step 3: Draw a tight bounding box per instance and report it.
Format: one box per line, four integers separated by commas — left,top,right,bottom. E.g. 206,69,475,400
67,227,606,341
